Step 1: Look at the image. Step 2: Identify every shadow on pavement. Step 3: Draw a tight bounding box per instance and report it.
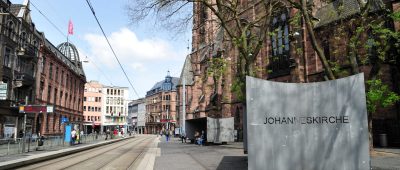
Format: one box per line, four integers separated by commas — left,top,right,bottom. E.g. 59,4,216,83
216,156,247,170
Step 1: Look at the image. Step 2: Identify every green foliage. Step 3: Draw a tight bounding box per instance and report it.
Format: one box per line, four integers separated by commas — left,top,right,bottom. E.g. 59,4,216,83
289,12,302,29
390,11,400,22
366,79,400,114
231,77,245,102
207,57,227,79
329,61,349,77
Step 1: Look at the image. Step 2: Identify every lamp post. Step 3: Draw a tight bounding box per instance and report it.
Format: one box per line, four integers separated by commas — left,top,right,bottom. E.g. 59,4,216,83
21,96,28,153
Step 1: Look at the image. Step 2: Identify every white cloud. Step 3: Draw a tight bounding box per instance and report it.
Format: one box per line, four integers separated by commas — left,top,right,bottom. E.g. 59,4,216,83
81,27,187,99
83,28,183,68
129,62,146,72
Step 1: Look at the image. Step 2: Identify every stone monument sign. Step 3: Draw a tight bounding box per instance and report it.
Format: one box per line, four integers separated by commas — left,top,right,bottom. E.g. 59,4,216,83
246,73,370,170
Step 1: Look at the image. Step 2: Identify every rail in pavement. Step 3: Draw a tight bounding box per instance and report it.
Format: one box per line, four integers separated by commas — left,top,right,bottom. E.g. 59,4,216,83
0,136,134,170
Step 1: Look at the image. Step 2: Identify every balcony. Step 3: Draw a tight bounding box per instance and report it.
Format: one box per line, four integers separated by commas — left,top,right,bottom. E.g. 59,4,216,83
14,73,34,86
17,45,37,59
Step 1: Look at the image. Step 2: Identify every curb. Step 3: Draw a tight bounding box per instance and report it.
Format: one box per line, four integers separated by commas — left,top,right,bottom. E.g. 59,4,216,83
375,150,400,156
0,136,134,170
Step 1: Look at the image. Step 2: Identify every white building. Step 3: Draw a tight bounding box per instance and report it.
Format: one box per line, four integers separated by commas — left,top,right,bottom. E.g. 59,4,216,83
101,86,129,134
128,98,146,134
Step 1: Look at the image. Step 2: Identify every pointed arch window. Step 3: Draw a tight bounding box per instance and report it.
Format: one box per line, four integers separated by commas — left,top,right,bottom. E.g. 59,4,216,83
268,9,291,78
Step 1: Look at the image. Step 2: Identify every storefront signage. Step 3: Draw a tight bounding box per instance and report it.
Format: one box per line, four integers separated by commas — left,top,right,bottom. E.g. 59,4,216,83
245,73,370,170
19,105,47,113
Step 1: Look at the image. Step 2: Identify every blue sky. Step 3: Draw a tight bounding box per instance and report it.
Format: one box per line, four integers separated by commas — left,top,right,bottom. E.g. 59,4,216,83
10,0,192,100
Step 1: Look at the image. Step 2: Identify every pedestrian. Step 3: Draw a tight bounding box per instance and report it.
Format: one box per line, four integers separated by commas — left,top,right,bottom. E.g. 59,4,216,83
105,129,110,140
194,131,200,145
113,129,118,139
19,130,23,139
166,130,170,142
71,129,76,145
181,132,186,143
199,131,205,146
79,130,84,144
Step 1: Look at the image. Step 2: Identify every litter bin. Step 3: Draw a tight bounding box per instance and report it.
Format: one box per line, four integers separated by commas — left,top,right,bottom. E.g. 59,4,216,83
379,134,388,147
38,136,44,146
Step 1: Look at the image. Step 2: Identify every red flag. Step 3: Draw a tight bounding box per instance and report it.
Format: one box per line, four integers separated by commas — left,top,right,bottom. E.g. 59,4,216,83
68,19,73,35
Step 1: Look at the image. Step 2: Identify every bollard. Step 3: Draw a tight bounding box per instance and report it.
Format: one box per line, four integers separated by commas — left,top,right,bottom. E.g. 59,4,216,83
7,140,10,155
28,136,31,152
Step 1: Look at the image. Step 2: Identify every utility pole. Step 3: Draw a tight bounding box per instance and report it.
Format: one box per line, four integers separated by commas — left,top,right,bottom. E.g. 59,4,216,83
182,75,186,135
167,108,169,130
22,96,28,153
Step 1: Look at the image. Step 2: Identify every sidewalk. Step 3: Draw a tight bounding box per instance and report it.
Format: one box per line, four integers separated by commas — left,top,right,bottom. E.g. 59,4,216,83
372,148,400,170
154,137,247,170
154,137,400,170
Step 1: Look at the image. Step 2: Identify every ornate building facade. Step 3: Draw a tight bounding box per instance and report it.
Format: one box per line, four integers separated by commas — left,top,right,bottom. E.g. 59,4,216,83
33,41,86,136
145,72,179,134
0,0,41,139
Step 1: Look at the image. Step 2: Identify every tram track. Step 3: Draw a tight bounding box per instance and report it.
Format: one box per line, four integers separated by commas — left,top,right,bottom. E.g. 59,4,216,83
16,136,155,170
97,137,154,170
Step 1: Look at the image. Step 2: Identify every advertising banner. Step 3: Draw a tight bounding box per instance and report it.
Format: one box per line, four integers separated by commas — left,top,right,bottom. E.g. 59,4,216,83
246,73,370,170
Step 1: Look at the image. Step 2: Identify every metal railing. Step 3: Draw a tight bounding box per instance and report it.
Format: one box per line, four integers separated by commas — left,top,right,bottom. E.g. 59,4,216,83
0,133,111,156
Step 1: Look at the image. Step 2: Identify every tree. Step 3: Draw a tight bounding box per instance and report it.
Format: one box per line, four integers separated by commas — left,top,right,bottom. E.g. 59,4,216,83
287,0,400,149
128,0,400,147
127,0,286,103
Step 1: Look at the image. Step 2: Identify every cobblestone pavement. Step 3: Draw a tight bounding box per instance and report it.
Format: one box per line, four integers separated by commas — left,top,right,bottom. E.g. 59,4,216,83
155,137,400,170
1,135,399,170
372,149,400,170
154,137,246,170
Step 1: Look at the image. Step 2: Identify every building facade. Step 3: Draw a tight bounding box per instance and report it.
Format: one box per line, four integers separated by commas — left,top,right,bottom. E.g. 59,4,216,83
101,86,129,134
34,40,86,136
128,98,145,134
83,81,103,134
0,0,41,139
145,72,179,134
178,0,400,144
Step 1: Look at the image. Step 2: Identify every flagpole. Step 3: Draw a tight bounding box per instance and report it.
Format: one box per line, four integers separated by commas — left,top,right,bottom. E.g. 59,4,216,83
67,19,71,59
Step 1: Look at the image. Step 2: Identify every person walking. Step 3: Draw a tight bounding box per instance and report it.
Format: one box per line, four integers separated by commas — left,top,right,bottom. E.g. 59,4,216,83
113,129,118,139
105,129,110,140
166,130,170,142
71,129,76,145
181,132,186,143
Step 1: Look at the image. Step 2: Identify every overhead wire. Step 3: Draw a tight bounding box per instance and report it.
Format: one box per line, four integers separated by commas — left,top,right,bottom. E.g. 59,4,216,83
29,1,116,88
30,1,67,39
83,56,114,86
84,0,141,99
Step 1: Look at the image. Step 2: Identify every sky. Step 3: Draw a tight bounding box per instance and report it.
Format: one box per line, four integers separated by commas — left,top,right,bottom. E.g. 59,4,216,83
10,0,192,100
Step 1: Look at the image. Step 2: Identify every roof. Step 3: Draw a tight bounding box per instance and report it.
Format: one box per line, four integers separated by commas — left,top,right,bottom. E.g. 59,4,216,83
129,98,145,106
178,55,194,86
314,0,385,28
146,76,180,96
44,39,86,79
314,0,360,28
57,42,81,62
10,4,23,16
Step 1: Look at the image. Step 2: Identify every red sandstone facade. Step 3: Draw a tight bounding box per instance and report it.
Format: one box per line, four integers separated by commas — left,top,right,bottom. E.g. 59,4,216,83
178,0,400,143
33,41,86,136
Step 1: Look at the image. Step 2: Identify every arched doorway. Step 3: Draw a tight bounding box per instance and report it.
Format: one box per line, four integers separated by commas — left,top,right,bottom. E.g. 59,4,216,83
36,113,43,135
